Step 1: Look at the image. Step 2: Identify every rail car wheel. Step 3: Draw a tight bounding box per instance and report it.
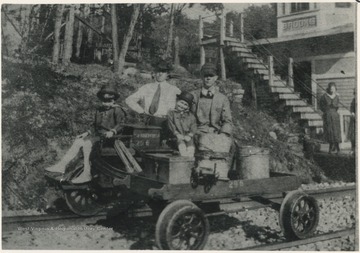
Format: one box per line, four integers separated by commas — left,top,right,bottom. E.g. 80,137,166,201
155,200,209,250
279,190,319,240
64,189,103,216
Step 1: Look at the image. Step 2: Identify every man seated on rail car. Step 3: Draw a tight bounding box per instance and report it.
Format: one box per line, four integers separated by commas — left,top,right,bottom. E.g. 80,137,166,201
45,84,126,184
190,62,233,179
125,58,181,142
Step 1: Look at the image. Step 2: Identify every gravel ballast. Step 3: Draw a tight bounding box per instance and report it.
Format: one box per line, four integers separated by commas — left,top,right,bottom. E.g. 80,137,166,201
2,183,356,250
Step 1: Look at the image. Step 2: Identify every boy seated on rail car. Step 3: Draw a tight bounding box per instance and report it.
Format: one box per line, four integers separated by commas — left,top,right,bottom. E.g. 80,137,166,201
45,84,126,184
167,91,197,157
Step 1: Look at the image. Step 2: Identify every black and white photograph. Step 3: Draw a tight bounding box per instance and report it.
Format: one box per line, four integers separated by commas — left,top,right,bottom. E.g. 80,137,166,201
1,2,357,250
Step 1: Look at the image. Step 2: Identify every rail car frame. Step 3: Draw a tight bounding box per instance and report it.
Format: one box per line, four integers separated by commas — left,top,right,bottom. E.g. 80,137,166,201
45,124,319,250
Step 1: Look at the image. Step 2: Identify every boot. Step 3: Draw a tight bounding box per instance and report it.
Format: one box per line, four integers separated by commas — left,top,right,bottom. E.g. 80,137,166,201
71,170,92,184
46,139,82,173
45,162,66,174
335,142,340,155
328,143,333,154
72,139,93,184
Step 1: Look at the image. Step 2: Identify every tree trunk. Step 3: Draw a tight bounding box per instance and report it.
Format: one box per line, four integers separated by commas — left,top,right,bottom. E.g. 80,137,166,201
111,4,119,70
63,5,75,65
117,4,140,75
75,5,84,58
86,4,94,46
52,4,64,64
165,3,175,58
19,5,32,54
174,36,179,66
136,6,144,62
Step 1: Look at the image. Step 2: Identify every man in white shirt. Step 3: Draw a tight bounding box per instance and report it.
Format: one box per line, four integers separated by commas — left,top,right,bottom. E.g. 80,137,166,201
125,59,181,139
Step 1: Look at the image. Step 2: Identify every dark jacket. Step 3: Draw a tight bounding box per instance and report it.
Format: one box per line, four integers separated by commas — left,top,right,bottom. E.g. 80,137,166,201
167,109,197,137
93,105,126,135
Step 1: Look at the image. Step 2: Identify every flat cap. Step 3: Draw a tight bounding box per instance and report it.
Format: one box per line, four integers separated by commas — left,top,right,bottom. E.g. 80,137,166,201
201,62,217,77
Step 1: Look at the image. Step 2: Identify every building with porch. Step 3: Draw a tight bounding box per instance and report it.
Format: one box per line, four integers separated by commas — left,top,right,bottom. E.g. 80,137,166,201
199,3,355,148
253,2,355,147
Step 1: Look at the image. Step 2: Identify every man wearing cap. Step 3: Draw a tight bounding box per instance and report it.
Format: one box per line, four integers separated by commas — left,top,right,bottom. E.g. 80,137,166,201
191,62,233,137
191,63,233,180
45,84,126,184
125,58,181,127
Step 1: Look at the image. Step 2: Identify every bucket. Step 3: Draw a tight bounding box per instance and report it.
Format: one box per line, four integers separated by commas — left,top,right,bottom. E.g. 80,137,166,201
237,146,270,179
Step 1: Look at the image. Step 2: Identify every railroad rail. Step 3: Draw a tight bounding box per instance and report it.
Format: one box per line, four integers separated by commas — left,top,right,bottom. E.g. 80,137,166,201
237,228,355,251
3,185,356,232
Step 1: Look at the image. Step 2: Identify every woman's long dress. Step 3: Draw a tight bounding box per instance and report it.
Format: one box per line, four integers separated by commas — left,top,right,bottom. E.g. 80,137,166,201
347,97,355,144
319,93,341,143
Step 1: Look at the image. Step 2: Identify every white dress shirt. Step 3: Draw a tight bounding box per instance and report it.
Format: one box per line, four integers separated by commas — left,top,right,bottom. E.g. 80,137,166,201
125,81,181,117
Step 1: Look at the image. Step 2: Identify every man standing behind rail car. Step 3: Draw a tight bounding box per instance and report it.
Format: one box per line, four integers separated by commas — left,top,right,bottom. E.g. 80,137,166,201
125,58,181,131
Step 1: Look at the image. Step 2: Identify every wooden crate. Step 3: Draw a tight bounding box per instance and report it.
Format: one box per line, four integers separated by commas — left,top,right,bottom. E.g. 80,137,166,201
122,124,161,150
141,153,195,184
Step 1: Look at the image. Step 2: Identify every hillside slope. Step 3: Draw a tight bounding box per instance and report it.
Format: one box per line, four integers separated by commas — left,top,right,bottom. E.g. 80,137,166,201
2,60,325,211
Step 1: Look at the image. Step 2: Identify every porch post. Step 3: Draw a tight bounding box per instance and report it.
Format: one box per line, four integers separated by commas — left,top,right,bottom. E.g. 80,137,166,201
220,10,225,46
288,57,294,87
229,20,234,37
239,13,244,42
199,15,205,66
268,55,274,87
251,76,257,109
219,10,226,80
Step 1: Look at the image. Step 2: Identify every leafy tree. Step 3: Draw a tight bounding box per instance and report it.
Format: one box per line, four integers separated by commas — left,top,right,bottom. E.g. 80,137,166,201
242,4,277,40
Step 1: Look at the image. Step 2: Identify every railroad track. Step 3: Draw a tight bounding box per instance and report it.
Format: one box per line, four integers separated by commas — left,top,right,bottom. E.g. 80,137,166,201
236,228,355,251
3,185,356,232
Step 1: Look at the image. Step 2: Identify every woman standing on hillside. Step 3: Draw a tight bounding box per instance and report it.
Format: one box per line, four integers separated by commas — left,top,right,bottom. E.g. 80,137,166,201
348,89,356,154
319,82,341,154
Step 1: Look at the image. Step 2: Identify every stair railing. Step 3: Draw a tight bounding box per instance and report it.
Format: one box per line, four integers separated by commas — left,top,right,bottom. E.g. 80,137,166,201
268,55,274,87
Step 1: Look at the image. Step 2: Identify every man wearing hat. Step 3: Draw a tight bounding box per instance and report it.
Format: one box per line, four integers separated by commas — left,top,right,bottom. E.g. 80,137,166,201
191,62,233,137
191,62,233,180
45,84,126,184
167,91,197,157
125,58,181,127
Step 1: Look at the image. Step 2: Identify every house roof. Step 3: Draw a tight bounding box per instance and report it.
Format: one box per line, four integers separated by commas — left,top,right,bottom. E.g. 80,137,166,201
249,23,354,46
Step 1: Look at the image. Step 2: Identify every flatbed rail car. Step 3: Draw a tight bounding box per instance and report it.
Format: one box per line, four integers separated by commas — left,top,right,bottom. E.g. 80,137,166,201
45,124,320,250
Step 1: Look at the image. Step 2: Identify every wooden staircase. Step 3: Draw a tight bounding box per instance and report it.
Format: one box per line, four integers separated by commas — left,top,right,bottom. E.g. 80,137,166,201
201,36,323,132
226,38,323,130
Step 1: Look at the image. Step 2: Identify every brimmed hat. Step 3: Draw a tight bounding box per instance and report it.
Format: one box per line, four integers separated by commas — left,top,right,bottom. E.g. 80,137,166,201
152,58,174,72
97,84,120,101
201,62,217,77
177,91,194,106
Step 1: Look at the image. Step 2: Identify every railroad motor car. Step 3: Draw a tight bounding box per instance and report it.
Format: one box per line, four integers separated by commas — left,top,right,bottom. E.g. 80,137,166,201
45,124,320,250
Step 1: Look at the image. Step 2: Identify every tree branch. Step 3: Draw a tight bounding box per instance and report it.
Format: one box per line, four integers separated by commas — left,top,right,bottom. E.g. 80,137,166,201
2,9,22,38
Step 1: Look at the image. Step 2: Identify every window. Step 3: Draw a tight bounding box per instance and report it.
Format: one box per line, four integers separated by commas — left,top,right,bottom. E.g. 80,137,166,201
335,2,352,8
282,3,286,15
291,3,310,13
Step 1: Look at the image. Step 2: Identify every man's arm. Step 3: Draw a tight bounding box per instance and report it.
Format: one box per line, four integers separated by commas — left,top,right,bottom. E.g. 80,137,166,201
167,110,181,138
112,107,127,134
125,87,146,114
